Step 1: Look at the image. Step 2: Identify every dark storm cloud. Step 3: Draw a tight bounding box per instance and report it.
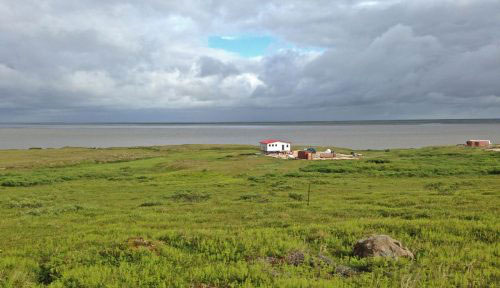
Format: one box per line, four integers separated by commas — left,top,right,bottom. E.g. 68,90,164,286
197,57,239,78
0,0,499,121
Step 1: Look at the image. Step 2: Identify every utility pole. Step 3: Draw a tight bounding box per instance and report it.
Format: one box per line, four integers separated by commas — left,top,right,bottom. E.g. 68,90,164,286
307,183,311,206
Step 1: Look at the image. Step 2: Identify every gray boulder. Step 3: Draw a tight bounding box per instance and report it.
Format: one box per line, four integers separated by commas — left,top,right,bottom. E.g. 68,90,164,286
353,235,414,259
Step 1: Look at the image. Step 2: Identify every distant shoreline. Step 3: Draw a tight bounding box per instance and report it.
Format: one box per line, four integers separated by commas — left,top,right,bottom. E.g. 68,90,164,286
1,120,498,150
1,118,499,126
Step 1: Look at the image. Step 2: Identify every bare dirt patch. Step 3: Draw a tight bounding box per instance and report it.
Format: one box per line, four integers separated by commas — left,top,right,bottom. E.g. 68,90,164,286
266,152,360,160
127,237,158,253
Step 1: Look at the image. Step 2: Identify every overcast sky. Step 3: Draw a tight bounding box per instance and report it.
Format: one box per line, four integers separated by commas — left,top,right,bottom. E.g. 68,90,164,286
1,0,499,122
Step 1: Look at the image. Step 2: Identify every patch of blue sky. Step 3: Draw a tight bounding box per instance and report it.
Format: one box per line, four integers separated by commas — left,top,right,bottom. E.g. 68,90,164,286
208,35,324,57
208,35,274,57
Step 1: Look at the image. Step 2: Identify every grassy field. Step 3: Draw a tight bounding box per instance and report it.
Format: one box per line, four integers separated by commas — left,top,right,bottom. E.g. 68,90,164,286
0,145,498,287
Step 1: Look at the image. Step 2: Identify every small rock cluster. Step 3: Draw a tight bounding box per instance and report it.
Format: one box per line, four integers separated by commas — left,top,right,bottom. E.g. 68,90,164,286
263,250,306,266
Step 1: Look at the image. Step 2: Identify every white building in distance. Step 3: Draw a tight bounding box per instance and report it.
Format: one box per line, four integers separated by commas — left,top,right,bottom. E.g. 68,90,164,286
259,139,291,153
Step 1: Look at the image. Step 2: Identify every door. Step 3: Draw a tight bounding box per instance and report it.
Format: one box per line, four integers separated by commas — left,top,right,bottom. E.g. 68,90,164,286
282,144,285,150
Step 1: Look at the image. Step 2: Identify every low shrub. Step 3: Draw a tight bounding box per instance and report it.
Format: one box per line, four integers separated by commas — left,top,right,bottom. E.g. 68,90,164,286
366,159,391,164
288,192,303,201
284,172,302,178
247,176,265,183
300,166,356,174
239,194,269,202
139,202,162,207
170,192,210,202
6,200,43,209
487,168,500,175
424,182,459,195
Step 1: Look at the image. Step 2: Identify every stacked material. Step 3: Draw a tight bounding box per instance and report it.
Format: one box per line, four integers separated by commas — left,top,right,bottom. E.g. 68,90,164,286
466,140,491,147
319,152,335,158
298,151,313,160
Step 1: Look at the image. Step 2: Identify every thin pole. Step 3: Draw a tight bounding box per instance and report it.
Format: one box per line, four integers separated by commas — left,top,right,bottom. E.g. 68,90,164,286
307,183,311,206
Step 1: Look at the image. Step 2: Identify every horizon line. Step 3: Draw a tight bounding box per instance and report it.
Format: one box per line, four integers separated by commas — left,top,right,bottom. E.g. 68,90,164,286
1,118,499,125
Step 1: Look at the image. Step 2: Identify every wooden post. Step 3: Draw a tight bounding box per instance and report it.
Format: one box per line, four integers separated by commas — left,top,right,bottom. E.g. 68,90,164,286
307,183,311,206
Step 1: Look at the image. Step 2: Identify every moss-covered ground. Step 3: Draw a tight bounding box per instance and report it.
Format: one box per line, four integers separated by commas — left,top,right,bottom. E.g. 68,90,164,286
0,145,498,287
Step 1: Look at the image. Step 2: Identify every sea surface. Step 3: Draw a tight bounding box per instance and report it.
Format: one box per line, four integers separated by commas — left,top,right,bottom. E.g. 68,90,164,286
0,119,498,150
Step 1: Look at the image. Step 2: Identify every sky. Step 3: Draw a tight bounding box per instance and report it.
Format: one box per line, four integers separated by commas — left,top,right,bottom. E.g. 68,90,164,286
208,36,276,58
0,0,499,122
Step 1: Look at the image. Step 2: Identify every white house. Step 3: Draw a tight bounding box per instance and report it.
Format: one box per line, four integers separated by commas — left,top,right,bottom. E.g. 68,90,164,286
259,139,291,153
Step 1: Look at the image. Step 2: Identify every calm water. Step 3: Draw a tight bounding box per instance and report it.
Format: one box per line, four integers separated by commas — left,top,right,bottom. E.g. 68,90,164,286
0,120,498,150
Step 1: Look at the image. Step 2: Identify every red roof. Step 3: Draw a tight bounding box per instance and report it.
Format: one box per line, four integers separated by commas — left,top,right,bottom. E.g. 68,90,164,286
259,139,290,144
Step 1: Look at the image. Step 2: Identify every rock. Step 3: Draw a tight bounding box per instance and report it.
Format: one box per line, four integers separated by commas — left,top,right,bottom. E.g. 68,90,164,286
285,251,305,266
261,251,305,266
316,254,358,277
335,265,357,277
317,253,334,266
353,235,414,259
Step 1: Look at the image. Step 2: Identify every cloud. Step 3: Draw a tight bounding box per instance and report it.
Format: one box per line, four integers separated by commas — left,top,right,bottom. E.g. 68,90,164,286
0,0,499,121
220,36,237,40
197,56,239,77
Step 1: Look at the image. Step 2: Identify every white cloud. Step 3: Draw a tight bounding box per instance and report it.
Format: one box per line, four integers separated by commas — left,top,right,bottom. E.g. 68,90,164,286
220,36,237,40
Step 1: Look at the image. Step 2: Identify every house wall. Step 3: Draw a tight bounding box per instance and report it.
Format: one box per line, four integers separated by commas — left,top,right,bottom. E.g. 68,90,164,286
262,142,291,152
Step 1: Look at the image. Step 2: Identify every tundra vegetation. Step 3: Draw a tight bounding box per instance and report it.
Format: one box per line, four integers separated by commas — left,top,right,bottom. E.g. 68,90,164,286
0,145,498,287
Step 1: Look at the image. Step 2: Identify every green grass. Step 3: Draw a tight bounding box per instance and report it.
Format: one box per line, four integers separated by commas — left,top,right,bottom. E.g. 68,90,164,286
0,145,498,287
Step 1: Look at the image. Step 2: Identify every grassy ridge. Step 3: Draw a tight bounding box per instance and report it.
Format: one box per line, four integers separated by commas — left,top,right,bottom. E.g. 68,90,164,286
0,145,498,287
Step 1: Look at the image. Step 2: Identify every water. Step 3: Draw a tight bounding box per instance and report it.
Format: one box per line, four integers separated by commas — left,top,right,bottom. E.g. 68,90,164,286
0,120,498,150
